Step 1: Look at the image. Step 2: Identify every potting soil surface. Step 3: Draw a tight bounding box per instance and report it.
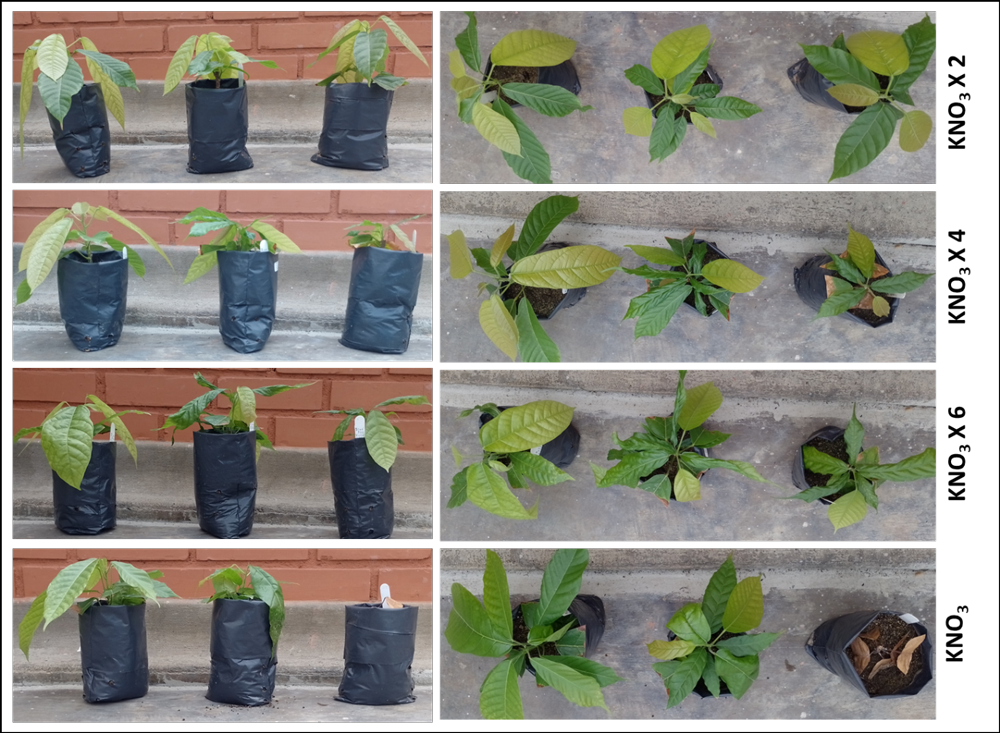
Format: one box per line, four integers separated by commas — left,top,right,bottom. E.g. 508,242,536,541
847,613,926,697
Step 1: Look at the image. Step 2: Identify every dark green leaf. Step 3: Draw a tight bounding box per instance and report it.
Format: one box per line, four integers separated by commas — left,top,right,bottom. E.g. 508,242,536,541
830,102,900,181
248,565,284,657
76,49,138,90
16,279,33,305
482,550,513,641
717,632,782,656
372,73,407,90
667,602,711,644
510,194,578,260
161,389,226,431
702,555,737,633
597,450,672,489
690,83,720,99
541,656,625,688
856,476,879,509
624,281,693,338
490,98,552,185
789,483,845,502
714,649,759,699
870,270,934,294
654,647,708,709
686,427,730,449
531,657,609,712
694,96,761,120
637,473,672,501
800,44,880,89
802,445,850,475
446,583,513,657
671,45,710,95
815,287,867,318
649,110,686,162
844,405,864,465
625,244,685,266
455,11,481,75
515,298,560,362
501,83,589,117
537,549,589,626
860,447,935,482
556,628,586,657
37,61,84,124
894,15,936,94
701,655,721,697
624,64,663,95
447,466,469,509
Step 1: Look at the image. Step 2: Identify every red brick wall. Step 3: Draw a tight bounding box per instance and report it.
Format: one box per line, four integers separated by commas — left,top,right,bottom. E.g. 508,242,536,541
13,548,432,601
13,11,433,82
12,190,434,254
13,368,433,450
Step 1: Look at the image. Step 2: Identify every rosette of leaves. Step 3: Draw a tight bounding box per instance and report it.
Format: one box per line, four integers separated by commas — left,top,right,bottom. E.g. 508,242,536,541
799,15,936,180
164,32,278,93
813,225,933,320
450,12,592,183
311,16,428,89
15,202,171,305
13,395,147,490
622,25,761,162
622,230,764,338
448,401,576,520
177,208,302,284
200,565,285,657
158,372,313,458
19,33,139,155
790,405,935,531
447,195,620,362
346,215,423,252
445,549,623,719
649,555,780,708
316,395,430,470
590,371,767,503
19,558,179,659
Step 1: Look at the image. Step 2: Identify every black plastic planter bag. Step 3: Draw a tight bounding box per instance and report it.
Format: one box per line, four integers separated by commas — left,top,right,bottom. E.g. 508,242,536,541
78,602,148,703
479,408,580,469
312,83,393,171
47,83,111,178
193,430,257,539
57,250,129,351
207,599,276,706
787,57,855,112
217,250,279,353
185,80,253,174
516,594,606,676
329,439,394,539
340,247,423,354
792,425,847,504
806,610,933,697
52,440,117,535
794,251,899,327
485,56,582,103
337,603,418,705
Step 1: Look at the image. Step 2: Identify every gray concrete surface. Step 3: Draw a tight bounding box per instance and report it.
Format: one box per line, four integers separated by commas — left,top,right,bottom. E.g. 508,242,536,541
440,370,935,542
12,519,430,540
440,548,935,720
441,12,935,184
14,443,432,539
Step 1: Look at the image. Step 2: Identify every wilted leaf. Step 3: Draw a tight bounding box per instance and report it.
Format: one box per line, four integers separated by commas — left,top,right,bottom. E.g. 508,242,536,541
860,626,881,641
850,637,871,675
869,657,896,679
896,634,925,675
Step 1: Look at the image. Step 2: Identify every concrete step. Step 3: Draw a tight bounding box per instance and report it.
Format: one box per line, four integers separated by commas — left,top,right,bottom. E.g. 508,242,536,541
439,370,935,542
14,442,432,539
440,212,935,364
12,520,430,541
13,246,434,362
440,12,935,184
440,548,936,720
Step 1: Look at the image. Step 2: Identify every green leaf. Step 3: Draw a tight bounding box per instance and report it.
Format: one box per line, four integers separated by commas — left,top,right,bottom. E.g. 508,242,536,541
625,281,693,338
722,576,763,633
694,96,762,120
472,102,521,156
40,405,93,490
830,103,900,181
511,245,620,290
689,111,716,138
492,98,552,184
353,29,388,80
800,44,880,89
479,294,519,361
247,565,284,657
251,221,300,253
508,452,571,486
447,466,469,508
94,207,170,266
676,381,722,430
86,394,140,465
846,225,876,279
537,549,589,626
482,550,513,641
847,30,909,76
26,217,73,291
717,632,782,657
790,481,845,504
491,30,575,67
899,109,932,152
701,655,721,698
43,558,102,628
466,462,537,520
480,401,574,453
856,476,879,509
671,45,711,95
502,83,588,117
19,592,48,659
828,489,868,531
490,224,515,267
597,451,671,489
844,405,864,465
161,388,226,432
446,230,473,279
626,244,684,266
511,195,578,260
556,628,586,657
802,446,850,475
624,64,663,95
19,45,39,155
76,47,137,90
681,455,767,483
690,83,720,99
372,72,407,90
479,659,523,720
714,649,759,699
702,555,737,633
648,638,697,660
861,447,936,482
380,15,427,68
531,657,609,712
895,16,936,94
515,299,561,363
251,382,311,398
870,271,934,294
654,647,708,709
816,286,866,318
364,409,397,471
827,83,880,107
672,468,701,502
651,25,711,81
37,34,70,80
686,427,730,449
164,35,198,94
446,582,514,657
454,12,481,80
649,111,686,162
623,106,654,137
667,602,711,644
543,656,624,687
110,561,157,602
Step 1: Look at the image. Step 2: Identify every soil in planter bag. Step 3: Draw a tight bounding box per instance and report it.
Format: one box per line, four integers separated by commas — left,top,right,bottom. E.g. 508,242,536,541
328,439,394,539
78,602,148,703
792,425,846,495
479,408,580,469
47,84,111,178
185,79,253,174
193,430,257,539
217,250,279,353
207,599,276,706
52,440,117,535
794,251,899,327
336,603,418,705
57,250,129,351
312,84,393,171
805,610,933,697
340,247,423,354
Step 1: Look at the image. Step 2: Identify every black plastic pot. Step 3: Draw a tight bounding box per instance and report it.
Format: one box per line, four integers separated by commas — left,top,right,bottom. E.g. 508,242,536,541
216,250,278,354
78,602,148,703
787,57,863,113
47,83,111,178
57,250,129,351
805,610,933,698
192,430,257,539
206,598,276,706
513,594,606,676
340,247,424,354
312,83,394,171
485,54,582,106
794,250,899,327
792,425,853,505
185,79,253,174
479,407,580,470
644,65,724,121
336,603,418,705
328,439,394,539
52,440,117,535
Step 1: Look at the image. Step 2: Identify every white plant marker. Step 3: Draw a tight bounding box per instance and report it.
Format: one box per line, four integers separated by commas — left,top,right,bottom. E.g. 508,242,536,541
354,415,366,438
121,246,127,260
530,445,542,456
259,240,268,252
109,422,116,442
249,421,255,432
380,583,391,608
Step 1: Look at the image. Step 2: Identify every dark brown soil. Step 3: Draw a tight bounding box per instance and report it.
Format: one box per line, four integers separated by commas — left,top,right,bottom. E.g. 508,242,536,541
801,434,852,504
506,283,566,319
847,613,925,696
843,73,890,113
491,65,540,105
649,69,716,122
513,604,560,659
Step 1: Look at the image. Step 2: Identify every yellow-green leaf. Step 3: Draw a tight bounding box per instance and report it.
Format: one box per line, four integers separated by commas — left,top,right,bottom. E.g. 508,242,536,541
364,409,398,470
27,218,73,290
491,30,575,67
449,49,467,78
19,46,39,155
721,575,763,633
380,15,428,67
164,35,197,94
447,230,473,279
251,221,301,253
827,83,880,107
690,111,716,138
472,102,521,156
20,208,69,272
828,489,868,531
509,245,621,289
872,295,890,316
79,38,127,130
480,400,574,453
623,106,653,137
648,638,698,660
676,381,723,430
467,462,537,519
846,30,909,76
651,25,711,81
37,34,69,80
672,468,701,502
451,75,479,96
846,224,876,279
490,224,515,268
479,295,519,361
701,259,764,293
898,110,932,152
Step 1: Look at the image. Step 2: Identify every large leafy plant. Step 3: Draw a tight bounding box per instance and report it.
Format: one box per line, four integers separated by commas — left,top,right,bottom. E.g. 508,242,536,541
791,405,935,531
812,225,933,320
591,371,767,503
201,565,285,657
177,208,302,284
312,16,428,89
448,401,575,520
623,25,761,161
15,202,171,305
19,33,139,155
622,230,764,338
164,32,278,94
450,12,592,183
13,396,146,490
316,395,430,470
799,15,936,180
649,555,780,708
447,195,620,362
18,558,179,659
158,372,313,458
445,549,623,719
346,215,423,252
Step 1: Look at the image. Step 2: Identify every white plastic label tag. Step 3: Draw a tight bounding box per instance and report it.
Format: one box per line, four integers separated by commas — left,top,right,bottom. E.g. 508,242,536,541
898,613,919,624
259,240,268,251
380,583,391,608
274,261,279,272
249,421,256,432
121,246,127,260
109,422,116,442
354,415,366,438
530,446,542,456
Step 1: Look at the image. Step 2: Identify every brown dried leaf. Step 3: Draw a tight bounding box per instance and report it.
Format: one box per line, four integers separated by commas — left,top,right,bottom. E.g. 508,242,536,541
859,626,881,641
890,636,907,661
896,634,925,675
849,637,870,675
869,658,896,679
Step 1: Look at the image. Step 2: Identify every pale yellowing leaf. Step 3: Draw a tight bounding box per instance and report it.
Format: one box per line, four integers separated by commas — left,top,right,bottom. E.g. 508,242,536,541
623,106,653,137
827,83,880,107
20,208,69,272
380,15,428,67
479,295,519,361
672,468,701,502
651,25,711,81
448,49,467,78
27,218,73,290
446,230,473,279
871,295,890,317
252,221,301,253
164,35,197,94
701,259,764,293
828,489,868,531
846,224,876,278
491,30,576,67
690,111,716,138
846,30,909,76
472,102,521,156
490,224,515,267
36,34,69,80
509,245,621,289
899,110,932,152
648,638,698,660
